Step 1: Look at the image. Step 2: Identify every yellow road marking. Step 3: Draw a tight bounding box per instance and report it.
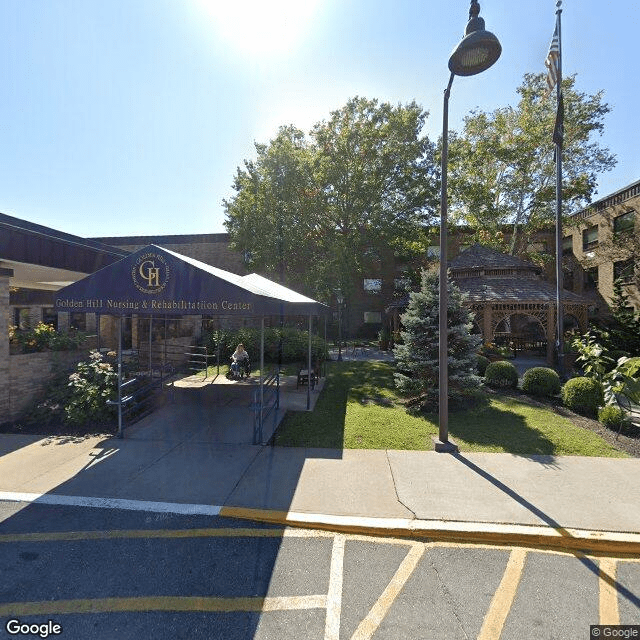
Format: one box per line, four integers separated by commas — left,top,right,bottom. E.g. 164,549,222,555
599,557,620,625
349,543,425,640
0,595,327,617
1,526,639,562
0,527,336,544
325,534,345,640
477,548,527,640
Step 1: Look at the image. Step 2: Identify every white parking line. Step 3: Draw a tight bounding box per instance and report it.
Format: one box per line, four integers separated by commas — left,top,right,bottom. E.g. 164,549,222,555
0,491,222,516
325,534,346,640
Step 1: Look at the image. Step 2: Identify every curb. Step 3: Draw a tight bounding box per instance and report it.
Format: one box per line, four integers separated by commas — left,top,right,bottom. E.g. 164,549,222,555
219,506,640,556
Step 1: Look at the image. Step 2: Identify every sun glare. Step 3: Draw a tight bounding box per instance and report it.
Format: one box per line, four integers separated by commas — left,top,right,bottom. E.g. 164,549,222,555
197,0,321,59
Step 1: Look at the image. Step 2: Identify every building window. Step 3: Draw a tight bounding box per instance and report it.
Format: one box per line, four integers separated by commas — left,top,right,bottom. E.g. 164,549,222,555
584,266,599,290
614,258,635,284
529,241,548,252
363,278,382,294
70,312,86,331
582,225,598,251
563,267,574,291
426,246,440,258
363,311,382,324
614,211,635,236
394,277,410,292
42,308,58,330
562,235,573,254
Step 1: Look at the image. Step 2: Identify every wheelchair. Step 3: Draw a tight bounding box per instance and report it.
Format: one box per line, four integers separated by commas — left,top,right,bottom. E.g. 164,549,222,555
226,357,251,380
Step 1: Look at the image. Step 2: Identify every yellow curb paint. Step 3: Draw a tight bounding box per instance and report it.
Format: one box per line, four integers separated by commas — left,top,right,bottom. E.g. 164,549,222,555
0,595,327,617
349,543,425,640
599,557,620,625
220,507,640,556
477,548,527,640
324,534,345,640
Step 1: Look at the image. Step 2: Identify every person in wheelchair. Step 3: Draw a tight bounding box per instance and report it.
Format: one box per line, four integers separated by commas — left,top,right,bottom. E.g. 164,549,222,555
229,343,251,379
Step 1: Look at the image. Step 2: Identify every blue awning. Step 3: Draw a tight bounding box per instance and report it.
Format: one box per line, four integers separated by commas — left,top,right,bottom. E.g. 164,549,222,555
54,245,328,316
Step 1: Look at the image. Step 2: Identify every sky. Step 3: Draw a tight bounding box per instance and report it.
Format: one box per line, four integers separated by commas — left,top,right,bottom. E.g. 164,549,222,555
0,0,637,238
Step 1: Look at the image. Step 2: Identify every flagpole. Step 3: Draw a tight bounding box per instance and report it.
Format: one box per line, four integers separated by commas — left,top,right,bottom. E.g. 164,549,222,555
554,0,564,376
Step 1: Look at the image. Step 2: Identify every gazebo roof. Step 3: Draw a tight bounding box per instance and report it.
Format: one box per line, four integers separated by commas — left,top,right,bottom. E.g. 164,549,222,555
455,277,590,304
449,244,542,274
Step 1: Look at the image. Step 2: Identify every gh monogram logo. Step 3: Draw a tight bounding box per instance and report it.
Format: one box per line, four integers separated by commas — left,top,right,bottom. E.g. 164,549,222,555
139,260,160,288
132,252,169,294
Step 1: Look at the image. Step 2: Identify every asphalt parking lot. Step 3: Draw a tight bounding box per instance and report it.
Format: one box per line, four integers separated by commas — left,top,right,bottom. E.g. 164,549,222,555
0,502,639,640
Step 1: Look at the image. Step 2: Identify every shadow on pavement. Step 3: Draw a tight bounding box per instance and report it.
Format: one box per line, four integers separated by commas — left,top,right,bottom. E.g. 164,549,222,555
0,367,345,640
452,453,640,611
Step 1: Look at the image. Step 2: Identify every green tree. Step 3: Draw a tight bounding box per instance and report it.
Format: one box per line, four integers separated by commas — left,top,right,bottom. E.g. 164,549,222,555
224,97,438,302
223,125,316,290
394,270,481,412
447,73,616,264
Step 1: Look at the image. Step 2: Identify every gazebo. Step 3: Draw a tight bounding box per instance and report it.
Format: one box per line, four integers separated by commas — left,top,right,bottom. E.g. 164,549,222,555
388,244,590,364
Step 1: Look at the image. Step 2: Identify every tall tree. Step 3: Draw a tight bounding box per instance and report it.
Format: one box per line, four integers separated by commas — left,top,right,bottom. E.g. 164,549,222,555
447,73,616,264
394,270,481,412
223,125,316,289
223,97,437,301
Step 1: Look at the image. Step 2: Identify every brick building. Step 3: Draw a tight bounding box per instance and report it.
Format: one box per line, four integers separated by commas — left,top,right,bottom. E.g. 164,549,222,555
564,179,640,316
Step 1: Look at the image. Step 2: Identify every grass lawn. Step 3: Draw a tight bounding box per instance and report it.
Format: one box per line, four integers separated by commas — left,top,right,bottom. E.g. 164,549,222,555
274,360,627,457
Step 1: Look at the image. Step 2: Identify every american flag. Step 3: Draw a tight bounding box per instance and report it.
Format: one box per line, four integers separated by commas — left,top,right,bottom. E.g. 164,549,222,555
545,22,560,96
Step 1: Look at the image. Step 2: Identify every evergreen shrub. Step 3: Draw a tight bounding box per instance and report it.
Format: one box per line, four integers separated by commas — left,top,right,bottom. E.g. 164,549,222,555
476,355,490,376
484,361,518,389
522,367,561,397
394,270,481,412
561,376,604,417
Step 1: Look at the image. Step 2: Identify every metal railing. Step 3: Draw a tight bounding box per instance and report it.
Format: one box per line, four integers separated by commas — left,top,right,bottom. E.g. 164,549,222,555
108,362,175,438
251,368,280,445
185,345,210,379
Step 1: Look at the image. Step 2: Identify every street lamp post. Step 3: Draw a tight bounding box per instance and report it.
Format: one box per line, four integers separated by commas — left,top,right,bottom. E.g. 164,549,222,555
336,290,344,361
435,0,501,453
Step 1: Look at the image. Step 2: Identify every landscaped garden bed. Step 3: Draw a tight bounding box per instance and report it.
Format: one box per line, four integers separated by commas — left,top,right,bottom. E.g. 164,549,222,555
274,360,632,457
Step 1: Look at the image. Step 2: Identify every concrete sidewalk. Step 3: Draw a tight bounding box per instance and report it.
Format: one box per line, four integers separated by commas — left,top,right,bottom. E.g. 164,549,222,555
0,432,639,554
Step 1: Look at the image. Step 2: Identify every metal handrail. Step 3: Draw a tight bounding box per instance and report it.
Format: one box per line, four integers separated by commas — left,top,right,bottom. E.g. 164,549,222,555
251,368,280,445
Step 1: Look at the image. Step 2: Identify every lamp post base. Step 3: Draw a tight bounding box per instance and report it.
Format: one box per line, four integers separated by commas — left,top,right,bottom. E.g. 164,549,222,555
432,436,459,453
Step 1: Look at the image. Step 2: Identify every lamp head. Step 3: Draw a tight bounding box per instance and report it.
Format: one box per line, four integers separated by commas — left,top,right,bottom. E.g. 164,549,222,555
448,0,501,77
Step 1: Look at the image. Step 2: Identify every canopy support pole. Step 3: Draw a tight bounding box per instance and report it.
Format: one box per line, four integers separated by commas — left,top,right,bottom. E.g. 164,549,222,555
307,314,312,411
323,314,327,378
259,316,265,444
117,315,123,439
